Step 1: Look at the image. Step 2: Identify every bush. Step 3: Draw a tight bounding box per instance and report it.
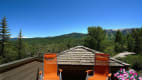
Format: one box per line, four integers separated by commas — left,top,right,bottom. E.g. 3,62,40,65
118,55,142,71
114,68,142,80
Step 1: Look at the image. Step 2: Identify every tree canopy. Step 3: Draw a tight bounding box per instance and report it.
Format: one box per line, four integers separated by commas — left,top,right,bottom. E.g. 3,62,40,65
84,26,106,51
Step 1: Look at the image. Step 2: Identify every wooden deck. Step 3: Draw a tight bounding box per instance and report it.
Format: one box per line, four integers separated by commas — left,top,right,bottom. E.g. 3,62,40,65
0,58,42,80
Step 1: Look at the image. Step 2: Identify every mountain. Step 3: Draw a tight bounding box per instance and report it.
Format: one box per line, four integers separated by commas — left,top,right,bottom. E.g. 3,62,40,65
10,28,137,42
105,28,137,34
9,28,137,52
48,32,86,39
10,38,18,40
18,33,86,45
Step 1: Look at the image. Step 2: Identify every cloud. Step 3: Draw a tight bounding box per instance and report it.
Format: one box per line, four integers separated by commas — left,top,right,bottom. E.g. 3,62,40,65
22,36,29,38
10,36,31,38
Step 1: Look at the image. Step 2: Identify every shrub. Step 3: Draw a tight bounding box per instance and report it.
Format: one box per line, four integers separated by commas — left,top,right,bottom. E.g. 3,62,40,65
114,68,142,80
118,55,142,71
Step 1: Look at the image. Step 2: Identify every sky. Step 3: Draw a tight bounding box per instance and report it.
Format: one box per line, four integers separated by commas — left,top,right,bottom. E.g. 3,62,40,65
0,0,142,38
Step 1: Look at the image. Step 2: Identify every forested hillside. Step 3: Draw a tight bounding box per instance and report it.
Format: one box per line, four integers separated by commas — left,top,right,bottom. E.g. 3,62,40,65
9,28,136,57
23,33,86,45
11,28,135,46
10,33,86,56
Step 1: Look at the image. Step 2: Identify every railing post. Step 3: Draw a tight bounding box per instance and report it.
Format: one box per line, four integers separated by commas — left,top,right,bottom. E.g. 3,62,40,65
59,71,62,80
85,72,88,80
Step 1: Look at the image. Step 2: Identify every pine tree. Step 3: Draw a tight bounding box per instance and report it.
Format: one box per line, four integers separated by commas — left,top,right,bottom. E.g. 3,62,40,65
115,30,123,44
18,29,22,59
114,30,125,52
126,33,135,52
132,28,142,54
0,16,10,58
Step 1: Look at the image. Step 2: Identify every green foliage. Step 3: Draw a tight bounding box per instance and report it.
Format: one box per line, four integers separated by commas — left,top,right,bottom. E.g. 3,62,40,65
115,43,125,52
0,43,18,64
17,29,22,59
132,28,142,54
0,17,33,64
0,16,10,57
106,33,115,40
114,30,127,52
118,55,142,71
102,40,116,56
22,33,85,54
126,33,135,52
84,26,106,51
115,30,123,44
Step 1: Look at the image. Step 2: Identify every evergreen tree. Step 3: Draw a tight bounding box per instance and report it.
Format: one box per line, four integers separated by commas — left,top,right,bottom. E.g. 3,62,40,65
126,33,135,52
84,26,106,51
0,16,10,58
17,29,22,59
115,30,123,44
132,28,142,54
114,30,126,52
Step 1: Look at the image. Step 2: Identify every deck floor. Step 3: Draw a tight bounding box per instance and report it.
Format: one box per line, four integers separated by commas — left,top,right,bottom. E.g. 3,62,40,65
0,61,42,80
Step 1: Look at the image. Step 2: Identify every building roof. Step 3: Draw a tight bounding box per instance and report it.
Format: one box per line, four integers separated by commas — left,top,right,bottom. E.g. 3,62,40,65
113,51,136,58
57,46,130,66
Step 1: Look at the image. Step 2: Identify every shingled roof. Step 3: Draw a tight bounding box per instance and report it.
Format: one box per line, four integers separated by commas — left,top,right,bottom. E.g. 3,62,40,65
57,46,130,67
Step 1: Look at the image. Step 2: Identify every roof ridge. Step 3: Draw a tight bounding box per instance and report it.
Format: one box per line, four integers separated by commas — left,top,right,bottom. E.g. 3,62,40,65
58,46,104,55
110,57,130,66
